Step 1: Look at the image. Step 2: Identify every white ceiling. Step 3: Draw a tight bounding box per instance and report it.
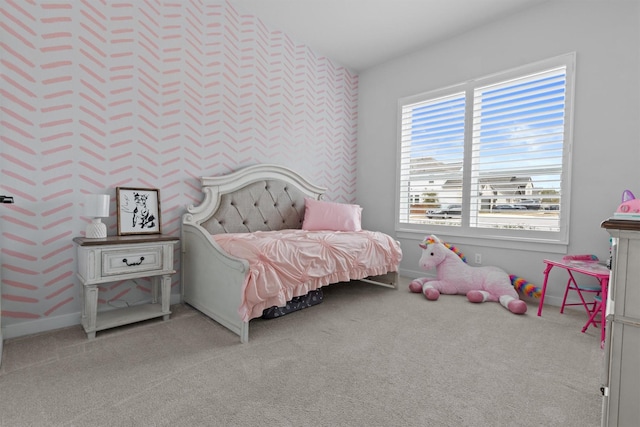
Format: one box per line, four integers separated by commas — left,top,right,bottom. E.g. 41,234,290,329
228,0,548,72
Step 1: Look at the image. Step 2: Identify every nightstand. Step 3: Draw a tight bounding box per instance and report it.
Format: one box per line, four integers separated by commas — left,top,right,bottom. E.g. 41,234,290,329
73,234,179,339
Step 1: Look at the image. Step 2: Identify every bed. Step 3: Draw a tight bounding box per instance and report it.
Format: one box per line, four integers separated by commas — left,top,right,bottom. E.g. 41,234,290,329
181,164,402,342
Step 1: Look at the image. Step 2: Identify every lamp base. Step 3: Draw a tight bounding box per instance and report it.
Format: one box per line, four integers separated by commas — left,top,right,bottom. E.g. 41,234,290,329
86,218,107,239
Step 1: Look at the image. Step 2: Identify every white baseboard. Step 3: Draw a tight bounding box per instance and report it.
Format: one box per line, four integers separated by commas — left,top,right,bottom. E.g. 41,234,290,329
2,294,183,340
399,267,434,280
0,287,578,341
3,312,81,340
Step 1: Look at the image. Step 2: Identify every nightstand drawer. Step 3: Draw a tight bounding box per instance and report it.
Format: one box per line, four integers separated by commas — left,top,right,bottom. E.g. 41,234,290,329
101,246,163,276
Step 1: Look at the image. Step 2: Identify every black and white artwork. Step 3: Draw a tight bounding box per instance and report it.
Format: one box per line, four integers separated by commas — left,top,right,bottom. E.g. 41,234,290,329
116,187,161,235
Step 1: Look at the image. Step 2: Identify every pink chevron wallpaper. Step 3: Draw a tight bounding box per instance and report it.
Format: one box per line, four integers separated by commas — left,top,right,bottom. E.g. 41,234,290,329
0,0,358,334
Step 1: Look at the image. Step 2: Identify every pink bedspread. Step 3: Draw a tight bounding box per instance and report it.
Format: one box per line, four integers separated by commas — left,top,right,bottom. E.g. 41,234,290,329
213,229,402,321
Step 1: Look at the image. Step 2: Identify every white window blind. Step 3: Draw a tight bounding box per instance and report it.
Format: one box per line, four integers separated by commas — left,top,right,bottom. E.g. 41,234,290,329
399,92,466,224
397,53,575,243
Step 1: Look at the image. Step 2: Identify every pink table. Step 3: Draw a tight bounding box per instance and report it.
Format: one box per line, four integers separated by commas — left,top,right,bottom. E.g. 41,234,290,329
537,258,610,343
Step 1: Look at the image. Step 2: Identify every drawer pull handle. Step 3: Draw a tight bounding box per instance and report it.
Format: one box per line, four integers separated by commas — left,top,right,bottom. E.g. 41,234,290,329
122,257,144,266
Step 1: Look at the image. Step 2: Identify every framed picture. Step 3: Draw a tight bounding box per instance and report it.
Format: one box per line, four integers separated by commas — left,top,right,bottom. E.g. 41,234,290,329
116,187,161,235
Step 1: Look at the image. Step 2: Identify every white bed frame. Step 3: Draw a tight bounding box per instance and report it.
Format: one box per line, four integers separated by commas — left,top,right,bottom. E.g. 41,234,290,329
181,164,398,343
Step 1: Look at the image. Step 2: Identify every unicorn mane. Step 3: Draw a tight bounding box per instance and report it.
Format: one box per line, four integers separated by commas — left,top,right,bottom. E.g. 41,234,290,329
421,236,467,263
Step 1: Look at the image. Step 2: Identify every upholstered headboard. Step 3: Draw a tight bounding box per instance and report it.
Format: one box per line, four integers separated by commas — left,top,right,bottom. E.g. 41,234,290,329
201,179,310,234
185,164,326,235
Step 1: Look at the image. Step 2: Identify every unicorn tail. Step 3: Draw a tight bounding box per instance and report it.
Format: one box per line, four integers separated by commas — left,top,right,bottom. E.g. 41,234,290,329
510,275,542,298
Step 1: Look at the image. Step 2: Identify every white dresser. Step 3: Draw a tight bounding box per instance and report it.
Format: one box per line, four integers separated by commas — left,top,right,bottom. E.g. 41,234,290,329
74,234,178,339
601,219,640,426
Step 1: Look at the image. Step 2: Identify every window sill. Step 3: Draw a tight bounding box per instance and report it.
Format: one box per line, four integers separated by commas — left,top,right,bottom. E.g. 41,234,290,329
396,228,568,254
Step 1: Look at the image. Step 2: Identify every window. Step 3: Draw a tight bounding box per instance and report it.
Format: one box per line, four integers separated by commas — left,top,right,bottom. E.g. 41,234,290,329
397,53,575,245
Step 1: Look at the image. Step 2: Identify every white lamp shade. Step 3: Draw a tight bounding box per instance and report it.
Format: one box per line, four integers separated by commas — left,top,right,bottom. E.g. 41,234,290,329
85,194,110,218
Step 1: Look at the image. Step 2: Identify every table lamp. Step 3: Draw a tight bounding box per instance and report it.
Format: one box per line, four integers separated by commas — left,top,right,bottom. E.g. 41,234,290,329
84,194,110,238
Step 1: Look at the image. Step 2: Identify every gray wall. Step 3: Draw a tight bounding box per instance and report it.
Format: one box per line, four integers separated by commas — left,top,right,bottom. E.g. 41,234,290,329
356,0,640,305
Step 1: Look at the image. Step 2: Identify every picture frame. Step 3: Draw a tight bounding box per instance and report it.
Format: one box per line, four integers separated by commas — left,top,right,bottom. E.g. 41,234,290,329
116,187,161,235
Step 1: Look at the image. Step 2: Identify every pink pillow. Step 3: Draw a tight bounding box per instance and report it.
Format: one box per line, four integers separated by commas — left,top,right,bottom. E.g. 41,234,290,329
302,198,362,232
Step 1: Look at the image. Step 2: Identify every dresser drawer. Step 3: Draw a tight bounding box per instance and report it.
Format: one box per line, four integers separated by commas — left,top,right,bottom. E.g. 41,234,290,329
101,246,164,277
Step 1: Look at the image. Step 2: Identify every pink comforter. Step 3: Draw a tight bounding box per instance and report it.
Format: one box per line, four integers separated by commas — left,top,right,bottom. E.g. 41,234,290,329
213,229,402,321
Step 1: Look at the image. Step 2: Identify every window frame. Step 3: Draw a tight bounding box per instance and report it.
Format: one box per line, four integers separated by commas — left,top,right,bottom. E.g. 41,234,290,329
395,53,576,252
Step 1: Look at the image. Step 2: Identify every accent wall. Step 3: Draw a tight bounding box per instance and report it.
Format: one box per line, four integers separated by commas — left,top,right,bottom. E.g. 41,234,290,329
0,0,358,337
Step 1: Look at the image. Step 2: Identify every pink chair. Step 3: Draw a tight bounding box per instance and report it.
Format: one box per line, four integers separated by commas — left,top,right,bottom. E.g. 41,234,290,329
582,295,603,333
559,255,601,316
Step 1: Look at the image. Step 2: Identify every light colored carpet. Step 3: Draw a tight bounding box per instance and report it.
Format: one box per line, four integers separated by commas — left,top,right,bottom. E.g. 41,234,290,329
0,277,603,426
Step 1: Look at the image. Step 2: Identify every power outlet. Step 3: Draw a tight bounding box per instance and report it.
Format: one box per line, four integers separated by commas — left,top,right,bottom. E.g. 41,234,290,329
475,253,482,264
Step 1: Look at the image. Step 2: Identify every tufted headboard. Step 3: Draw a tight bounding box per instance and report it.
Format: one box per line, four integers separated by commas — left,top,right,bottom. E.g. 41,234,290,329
201,179,309,234
184,164,327,235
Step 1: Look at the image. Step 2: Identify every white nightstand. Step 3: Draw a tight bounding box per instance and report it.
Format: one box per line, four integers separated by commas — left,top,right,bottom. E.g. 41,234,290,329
73,235,179,339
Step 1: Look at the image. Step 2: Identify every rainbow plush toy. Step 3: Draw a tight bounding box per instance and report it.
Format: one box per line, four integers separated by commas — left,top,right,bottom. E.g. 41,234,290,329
509,275,542,299
409,235,541,314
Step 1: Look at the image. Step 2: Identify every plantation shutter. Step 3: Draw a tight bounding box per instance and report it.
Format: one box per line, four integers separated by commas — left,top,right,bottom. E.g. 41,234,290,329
470,67,567,231
398,92,466,224
397,53,574,242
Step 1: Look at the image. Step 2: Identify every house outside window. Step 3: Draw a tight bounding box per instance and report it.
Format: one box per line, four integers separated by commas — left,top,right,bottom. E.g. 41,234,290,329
397,53,575,245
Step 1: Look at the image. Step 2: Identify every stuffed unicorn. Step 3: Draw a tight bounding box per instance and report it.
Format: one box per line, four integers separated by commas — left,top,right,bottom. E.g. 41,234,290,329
409,235,527,314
